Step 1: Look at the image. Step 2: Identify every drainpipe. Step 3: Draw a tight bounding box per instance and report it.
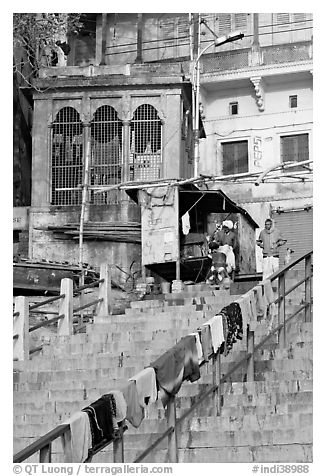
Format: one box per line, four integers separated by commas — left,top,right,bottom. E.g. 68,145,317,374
100,14,107,66
135,14,143,64
79,123,91,284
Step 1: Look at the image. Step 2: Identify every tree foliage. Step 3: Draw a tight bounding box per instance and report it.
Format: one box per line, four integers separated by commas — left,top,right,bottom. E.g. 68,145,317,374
13,13,82,86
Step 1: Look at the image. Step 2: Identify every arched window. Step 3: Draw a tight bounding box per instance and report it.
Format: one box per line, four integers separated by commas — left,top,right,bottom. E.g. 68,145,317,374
130,104,162,181
90,105,122,203
51,107,83,205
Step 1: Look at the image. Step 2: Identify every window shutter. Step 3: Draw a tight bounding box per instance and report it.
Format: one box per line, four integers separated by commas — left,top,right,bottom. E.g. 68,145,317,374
276,13,290,25
281,134,309,171
222,141,248,175
161,19,175,46
234,13,248,30
218,14,231,35
293,13,306,23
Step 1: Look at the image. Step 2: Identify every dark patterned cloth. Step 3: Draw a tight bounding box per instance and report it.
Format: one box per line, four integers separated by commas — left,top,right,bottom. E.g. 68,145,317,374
82,394,115,448
220,302,243,355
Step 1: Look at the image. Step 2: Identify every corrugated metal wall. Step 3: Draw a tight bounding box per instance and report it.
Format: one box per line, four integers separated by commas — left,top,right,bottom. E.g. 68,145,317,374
272,208,313,272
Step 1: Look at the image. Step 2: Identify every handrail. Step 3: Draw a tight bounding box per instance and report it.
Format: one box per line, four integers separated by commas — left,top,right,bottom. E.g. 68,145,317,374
29,294,65,311
133,250,313,463
269,250,312,282
13,253,312,463
74,278,104,295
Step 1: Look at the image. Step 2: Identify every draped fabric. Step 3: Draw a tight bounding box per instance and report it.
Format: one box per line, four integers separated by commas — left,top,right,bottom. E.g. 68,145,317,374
129,367,158,408
82,394,116,448
220,302,243,354
122,380,145,428
151,334,200,407
61,411,92,463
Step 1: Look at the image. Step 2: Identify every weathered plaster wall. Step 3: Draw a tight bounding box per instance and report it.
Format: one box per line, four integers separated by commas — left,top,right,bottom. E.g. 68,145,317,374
200,76,313,227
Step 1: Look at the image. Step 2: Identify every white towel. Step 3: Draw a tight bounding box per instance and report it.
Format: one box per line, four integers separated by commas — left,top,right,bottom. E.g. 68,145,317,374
236,294,251,338
247,290,257,322
182,212,191,235
189,331,203,362
108,390,127,422
62,411,92,463
203,315,224,353
129,367,157,407
254,285,267,319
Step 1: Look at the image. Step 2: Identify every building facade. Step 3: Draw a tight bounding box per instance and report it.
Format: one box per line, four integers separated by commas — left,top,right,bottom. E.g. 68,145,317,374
19,13,312,277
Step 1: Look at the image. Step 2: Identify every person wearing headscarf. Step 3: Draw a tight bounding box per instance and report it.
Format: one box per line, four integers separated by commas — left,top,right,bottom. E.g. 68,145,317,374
212,220,238,278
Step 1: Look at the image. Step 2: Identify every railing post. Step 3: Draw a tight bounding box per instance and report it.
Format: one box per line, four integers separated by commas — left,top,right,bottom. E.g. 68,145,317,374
166,396,178,463
113,423,125,463
58,278,74,336
96,263,112,321
246,328,255,381
212,352,222,415
305,254,312,322
39,443,52,462
278,272,286,348
13,296,29,361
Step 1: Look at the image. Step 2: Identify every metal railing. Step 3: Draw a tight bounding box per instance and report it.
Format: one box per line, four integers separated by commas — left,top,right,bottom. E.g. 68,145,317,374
13,264,112,361
13,251,312,463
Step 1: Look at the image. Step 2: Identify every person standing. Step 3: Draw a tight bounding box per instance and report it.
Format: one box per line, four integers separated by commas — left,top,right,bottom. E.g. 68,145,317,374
256,218,287,280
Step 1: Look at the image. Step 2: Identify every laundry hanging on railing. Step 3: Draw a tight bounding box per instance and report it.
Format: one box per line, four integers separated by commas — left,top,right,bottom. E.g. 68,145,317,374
236,294,251,339
220,302,243,355
253,284,268,319
106,390,127,427
129,367,158,408
202,314,225,354
122,380,145,428
189,331,203,363
61,411,92,463
82,394,116,448
151,334,200,407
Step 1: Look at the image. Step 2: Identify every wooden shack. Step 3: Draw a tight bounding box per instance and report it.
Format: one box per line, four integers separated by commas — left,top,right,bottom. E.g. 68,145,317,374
126,184,258,283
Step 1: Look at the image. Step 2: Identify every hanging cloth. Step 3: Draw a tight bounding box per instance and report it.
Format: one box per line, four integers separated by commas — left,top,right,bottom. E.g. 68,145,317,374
61,411,92,463
82,394,115,448
220,302,243,354
121,380,145,428
203,315,225,354
129,367,158,408
182,212,191,235
106,390,127,425
189,331,203,363
151,334,200,407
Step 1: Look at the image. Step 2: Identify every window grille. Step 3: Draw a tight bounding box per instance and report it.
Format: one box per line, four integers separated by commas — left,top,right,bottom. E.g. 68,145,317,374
130,104,162,182
281,133,309,171
90,105,122,204
222,140,248,175
51,107,83,205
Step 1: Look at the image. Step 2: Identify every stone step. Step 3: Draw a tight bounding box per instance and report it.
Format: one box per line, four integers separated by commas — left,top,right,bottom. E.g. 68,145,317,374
13,441,313,464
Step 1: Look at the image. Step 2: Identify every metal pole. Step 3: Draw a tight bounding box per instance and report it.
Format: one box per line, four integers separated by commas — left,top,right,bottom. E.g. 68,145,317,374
278,272,286,348
166,396,178,463
113,424,125,463
212,351,222,415
305,254,312,322
175,186,181,281
246,329,255,381
100,14,107,65
194,13,201,177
